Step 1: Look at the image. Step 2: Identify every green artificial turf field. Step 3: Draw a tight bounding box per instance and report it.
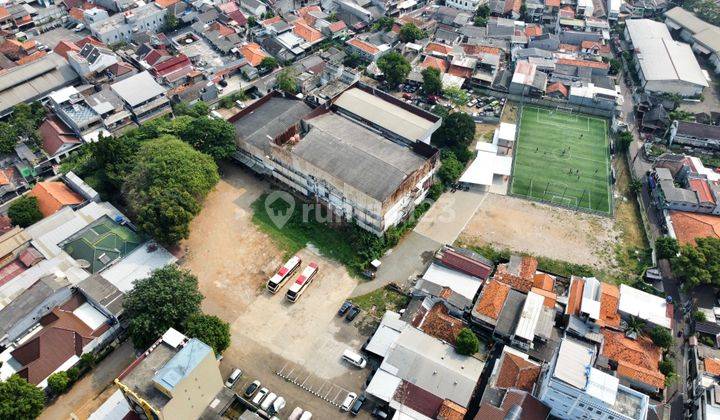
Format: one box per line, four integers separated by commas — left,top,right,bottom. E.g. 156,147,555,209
509,105,612,214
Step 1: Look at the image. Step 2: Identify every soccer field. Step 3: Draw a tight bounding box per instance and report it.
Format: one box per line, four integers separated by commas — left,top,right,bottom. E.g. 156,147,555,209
509,106,612,214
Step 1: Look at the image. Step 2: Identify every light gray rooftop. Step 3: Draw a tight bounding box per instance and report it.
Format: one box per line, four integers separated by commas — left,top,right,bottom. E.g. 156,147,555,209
293,112,427,202
77,274,124,316
0,275,69,340
233,96,313,153
110,71,167,108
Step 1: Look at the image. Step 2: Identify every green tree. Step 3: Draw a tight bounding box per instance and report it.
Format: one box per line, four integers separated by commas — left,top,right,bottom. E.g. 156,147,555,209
173,101,209,118
373,16,395,31
671,237,720,289
669,109,695,122
431,112,475,162
162,9,179,33
438,150,464,186
0,122,18,154
8,195,43,227
474,16,487,26
258,56,278,73
176,116,236,161
185,313,231,354
343,52,362,68
79,353,96,370
616,131,633,152
67,367,80,382
399,23,426,43
377,52,411,88
276,68,299,94
248,16,257,27
47,371,70,394
125,135,218,245
694,310,707,322
0,375,45,419
649,326,673,349
656,237,680,260
123,266,204,349
444,86,469,105
455,327,479,355
624,316,645,336
629,178,642,194
422,67,442,96
659,358,674,375
609,58,622,75
476,4,490,17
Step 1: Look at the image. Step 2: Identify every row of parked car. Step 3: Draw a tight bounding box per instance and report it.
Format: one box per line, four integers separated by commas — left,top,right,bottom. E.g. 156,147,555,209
225,368,289,417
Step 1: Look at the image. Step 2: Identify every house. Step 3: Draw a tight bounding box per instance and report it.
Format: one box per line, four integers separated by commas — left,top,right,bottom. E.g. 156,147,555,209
89,3,166,44
230,87,440,235
617,284,673,330
38,117,82,161
668,211,720,245
240,42,268,67
435,245,494,280
239,0,266,17
420,262,483,302
446,0,483,12
601,328,665,393
472,279,511,328
625,19,708,97
670,121,720,151
66,43,118,81
110,71,171,124
47,86,104,139
509,61,547,97
115,329,228,420
29,181,84,217
346,37,390,62
537,338,650,420
476,389,551,420
665,7,720,74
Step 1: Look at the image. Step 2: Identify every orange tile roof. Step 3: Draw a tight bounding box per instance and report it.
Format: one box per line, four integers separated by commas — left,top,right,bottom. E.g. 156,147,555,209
547,81,568,97
210,21,236,37
581,40,611,54
69,7,84,20
347,38,379,55
293,21,323,43
557,58,609,69
328,21,347,32
16,51,45,65
545,0,560,7
602,329,665,389
474,280,510,321
261,16,282,26
558,43,579,52
448,65,473,78
0,6,9,20
598,283,621,329
565,276,585,316
690,178,715,204
532,273,554,291
417,303,465,345
461,44,501,56
53,40,80,59
421,56,448,73
155,0,179,8
29,182,84,217
240,42,268,67
705,358,720,376
0,170,9,186
426,42,453,55
495,351,541,391
530,287,556,308
436,400,466,420
670,211,720,246
524,25,542,37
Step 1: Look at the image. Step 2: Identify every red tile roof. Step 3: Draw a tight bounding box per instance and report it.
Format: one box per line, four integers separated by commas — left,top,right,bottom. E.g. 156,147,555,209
394,381,444,418
448,65,472,78
347,38,379,55
690,178,715,204
530,287,556,308
495,351,541,391
227,10,247,26
415,302,465,345
39,117,80,156
547,81,568,97
75,36,104,48
155,0,179,8
69,7,84,20
217,1,239,13
293,21,323,43
0,6,9,20
328,21,347,32
209,21,236,37
617,361,666,390
598,283,621,329
545,0,560,7
53,40,80,59
525,25,542,37
16,51,46,65
493,257,536,293
436,400,466,420
426,42,453,55
240,42,268,67
532,273,554,291
705,358,720,376
558,43,580,52
565,276,585,316
421,55,448,73
474,280,510,321
461,44,501,56
475,389,550,420
557,58,609,69
261,16,282,26
602,329,665,389
438,248,493,279
29,182,84,217
670,211,720,246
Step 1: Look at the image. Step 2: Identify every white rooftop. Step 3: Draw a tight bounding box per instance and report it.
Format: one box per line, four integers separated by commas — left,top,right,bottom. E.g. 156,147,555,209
110,71,167,108
101,241,177,292
515,291,544,341
365,311,408,357
73,302,107,330
421,262,482,301
497,122,516,142
365,368,402,402
553,338,594,389
459,143,512,186
48,86,80,104
618,284,672,329
586,367,619,405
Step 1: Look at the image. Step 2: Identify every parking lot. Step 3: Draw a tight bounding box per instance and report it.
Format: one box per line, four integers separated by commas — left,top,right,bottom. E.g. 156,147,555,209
29,26,85,49
182,164,373,419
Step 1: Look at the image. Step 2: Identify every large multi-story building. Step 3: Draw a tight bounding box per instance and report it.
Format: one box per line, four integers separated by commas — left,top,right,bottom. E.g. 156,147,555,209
89,3,166,45
230,85,441,235
115,329,224,420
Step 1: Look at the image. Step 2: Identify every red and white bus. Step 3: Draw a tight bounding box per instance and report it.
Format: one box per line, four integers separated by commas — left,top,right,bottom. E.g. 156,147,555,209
286,262,319,302
267,255,302,293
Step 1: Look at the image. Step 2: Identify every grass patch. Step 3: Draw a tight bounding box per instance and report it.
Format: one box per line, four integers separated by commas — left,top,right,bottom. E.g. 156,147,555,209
510,106,611,214
251,193,432,274
352,287,410,315
463,243,594,278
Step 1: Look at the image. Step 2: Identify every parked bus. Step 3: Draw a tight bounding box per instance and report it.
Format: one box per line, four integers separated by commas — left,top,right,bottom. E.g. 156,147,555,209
286,262,319,302
267,255,302,293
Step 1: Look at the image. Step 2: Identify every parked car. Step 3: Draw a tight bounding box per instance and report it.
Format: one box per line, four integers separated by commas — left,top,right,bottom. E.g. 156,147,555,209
244,380,261,397
338,301,352,316
350,394,366,415
225,368,242,388
372,408,388,418
342,349,367,368
252,387,269,405
340,392,357,411
270,396,286,415
345,306,360,322
289,407,304,420
299,412,313,420
260,392,278,411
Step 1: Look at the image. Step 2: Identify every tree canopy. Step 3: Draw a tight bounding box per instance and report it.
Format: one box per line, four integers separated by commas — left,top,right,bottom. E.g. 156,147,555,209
649,326,673,349
455,328,479,355
399,23,426,43
175,116,236,161
377,52,411,88
373,16,395,31
431,112,476,163
671,237,720,289
185,314,231,355
125,135,218,245
438,150,463,186
123,266,204,349
422,67,442,96
258,56,278,73
8,195,43,228
656,237,679,260
172,101,209,118
0,375,45,419
47,371,70,395
276,68,299,94
444,87,469,105
0,102,46,153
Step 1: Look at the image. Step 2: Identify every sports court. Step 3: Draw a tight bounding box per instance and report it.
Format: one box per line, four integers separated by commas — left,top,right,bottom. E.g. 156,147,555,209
509,105,612,214
62,216,142,273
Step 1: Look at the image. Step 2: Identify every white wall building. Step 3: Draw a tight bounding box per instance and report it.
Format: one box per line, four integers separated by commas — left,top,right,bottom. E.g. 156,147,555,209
446,0,483,12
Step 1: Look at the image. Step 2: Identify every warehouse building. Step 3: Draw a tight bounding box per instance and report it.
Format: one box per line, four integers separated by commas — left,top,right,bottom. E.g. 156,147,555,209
229,86,440,235
624,19,708,97
665,7,720,74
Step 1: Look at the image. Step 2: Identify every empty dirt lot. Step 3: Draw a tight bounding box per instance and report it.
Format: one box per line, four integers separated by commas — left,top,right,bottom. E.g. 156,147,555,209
182,164,370,418
458,194,618,269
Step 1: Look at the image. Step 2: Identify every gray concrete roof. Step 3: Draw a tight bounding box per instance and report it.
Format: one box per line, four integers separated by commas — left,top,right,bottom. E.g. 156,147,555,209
0,275,70,340
110,71,167,108
293,112,427,202
233,96,313,153
77,274,124,317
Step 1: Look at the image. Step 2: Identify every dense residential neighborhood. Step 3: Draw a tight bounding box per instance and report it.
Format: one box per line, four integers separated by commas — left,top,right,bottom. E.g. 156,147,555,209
2,0,720,418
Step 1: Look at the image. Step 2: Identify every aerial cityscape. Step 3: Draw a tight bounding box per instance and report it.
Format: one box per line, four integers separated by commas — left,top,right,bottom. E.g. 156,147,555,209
0,0,719,418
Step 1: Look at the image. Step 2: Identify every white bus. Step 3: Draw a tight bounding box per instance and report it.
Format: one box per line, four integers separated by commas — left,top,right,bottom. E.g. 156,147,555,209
267,255,302,293
286,262,318,302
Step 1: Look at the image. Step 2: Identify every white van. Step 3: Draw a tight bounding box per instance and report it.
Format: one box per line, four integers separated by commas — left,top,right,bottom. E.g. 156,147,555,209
342,349,367,368
260,392,277,411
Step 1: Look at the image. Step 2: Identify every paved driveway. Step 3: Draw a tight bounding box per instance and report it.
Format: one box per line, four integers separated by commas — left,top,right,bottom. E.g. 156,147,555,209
414,190,488,244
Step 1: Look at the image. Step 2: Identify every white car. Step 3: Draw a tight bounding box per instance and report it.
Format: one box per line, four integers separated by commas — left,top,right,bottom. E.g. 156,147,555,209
224,368,242,388
252,387,269,405
340,392,357,412
260,392,277,411
270,396,286,414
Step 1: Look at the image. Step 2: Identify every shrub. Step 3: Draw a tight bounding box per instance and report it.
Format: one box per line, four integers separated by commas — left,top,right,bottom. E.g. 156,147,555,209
659,358,674,376
649,326,673,349
456,328,479,355
47,371,70,394
694,310,707,322
67,367,80,383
